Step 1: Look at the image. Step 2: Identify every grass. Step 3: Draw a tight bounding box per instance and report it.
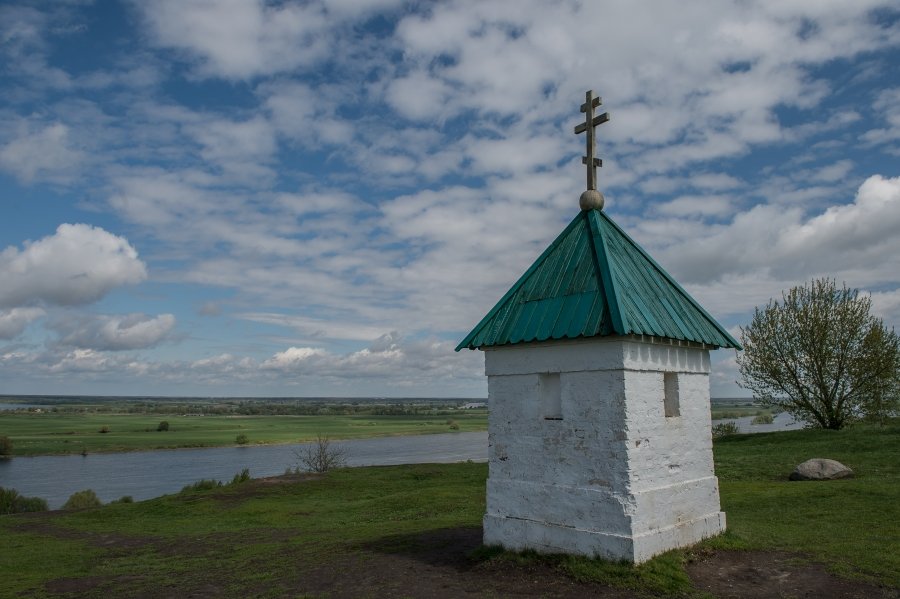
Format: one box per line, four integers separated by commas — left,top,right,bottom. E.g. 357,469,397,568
709,421,900,585
0,411,488,456
710,406,775,420
471,544,694,595
1,421,897,597
0,462,487,597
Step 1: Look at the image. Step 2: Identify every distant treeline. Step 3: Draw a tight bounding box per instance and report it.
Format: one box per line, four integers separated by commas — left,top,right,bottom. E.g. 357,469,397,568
4,400,483,417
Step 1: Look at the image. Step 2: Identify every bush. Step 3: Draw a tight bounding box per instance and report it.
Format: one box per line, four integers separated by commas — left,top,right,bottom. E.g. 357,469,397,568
181,470,251,493
235,434,249,445
712,422,740,439
751,414,774,425
63,489,102,510
0,436,11,458
294,434,347,473
15,495,49,513
448,420,460,431
157,421,170,432
230,468,251,485
0,487,18,514
110,495,134,504
0,487,48,515
98,426,110,434
181,479,222,493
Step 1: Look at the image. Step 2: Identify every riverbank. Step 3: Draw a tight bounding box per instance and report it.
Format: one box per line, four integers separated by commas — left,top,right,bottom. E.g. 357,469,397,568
0,432,488,508
1,422,897,597
0,411,488,457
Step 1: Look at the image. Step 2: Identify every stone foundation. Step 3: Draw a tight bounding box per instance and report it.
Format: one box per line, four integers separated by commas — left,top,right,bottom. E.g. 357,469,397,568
484,511,725,563
482,336,726,563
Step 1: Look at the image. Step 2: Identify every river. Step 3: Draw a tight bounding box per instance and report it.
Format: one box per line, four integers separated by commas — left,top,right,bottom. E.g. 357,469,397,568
1,412,803,510
0,432,488,509
712,411,804,433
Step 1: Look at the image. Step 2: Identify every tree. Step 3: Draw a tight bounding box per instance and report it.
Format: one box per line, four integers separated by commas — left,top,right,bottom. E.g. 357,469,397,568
157,421,170,432
293,434,347,473
0,487,48,514
738,278,900,430
0,436,12,458
62,489,102,510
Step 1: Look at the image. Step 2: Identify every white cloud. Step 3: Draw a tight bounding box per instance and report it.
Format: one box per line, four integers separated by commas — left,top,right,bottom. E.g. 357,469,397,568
108,172,208,228
656,195,733,218
814,160,855,183
0,122,83,183
261,346,328,369
637,175,900,320
385,71,453,121
651,175,900,284
51,313,176,351
185,115,276,182
260,333,484,384
861,87,900,149
0,307,45,339
321,0,405,16
870,289,900,327
238,312,389,342
0,224,147,308
137,0,330,80
197,301,221,316
260,81,354,147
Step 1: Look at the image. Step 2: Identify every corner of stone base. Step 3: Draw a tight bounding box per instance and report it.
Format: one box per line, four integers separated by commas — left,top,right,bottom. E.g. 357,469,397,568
483,511,726,564
483,514,635,562
631,511,726,563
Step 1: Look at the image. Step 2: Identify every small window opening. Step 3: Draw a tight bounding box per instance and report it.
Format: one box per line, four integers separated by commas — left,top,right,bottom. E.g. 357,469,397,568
663,372,680,417
540,373,562,420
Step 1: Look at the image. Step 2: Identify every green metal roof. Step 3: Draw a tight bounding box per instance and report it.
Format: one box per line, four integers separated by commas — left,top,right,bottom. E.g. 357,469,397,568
456,209,741,351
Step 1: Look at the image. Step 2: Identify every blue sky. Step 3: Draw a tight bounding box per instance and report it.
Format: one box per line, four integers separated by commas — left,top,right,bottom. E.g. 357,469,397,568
1,0,898,398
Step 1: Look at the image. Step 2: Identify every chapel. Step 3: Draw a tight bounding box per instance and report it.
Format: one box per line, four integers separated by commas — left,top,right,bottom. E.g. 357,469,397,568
456,91,741,563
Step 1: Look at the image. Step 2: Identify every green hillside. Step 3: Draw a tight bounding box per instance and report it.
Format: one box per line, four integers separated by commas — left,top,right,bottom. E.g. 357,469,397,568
1,422,897,597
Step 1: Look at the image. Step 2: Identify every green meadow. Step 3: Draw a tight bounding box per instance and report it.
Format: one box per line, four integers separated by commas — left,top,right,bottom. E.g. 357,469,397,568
710,421,900,583
1,421,897,597
0,396,779,458
0,411,488,457
709,398,777,420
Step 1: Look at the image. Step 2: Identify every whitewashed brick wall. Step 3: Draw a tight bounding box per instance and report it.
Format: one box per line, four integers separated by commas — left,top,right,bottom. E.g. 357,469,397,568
482,336,725,563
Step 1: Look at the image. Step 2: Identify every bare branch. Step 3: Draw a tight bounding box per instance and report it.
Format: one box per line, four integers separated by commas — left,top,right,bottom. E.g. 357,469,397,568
293,434,348,473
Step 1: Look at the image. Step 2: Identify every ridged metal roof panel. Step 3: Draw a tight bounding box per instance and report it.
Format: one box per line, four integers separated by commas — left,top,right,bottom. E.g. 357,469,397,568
456,209,741,351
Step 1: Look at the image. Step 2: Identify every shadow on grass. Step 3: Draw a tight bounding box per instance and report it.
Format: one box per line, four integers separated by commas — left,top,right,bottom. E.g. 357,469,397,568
356,525,483,569
359,525,694,596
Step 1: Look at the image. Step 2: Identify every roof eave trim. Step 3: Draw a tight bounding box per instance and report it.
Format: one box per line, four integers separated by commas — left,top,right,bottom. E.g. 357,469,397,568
455,212,586,351
597,211,743,350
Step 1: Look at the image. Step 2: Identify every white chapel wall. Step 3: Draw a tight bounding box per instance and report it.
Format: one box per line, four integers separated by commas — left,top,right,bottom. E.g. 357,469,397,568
482,335,724,562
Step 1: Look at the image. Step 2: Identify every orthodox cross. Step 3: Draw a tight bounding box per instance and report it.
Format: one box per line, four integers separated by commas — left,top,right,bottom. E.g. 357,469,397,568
573,90,609,191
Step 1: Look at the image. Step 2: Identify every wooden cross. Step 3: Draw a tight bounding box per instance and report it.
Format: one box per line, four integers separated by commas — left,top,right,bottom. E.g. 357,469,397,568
573,90,609,191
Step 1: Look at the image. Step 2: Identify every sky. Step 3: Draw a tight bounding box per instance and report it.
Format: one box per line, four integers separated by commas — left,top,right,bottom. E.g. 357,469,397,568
0,0,898,398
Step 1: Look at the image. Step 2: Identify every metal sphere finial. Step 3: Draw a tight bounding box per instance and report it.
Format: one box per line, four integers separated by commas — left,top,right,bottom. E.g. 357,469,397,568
580,189,604,211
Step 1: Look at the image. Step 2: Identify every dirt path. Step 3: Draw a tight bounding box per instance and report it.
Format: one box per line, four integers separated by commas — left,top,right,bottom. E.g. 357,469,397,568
685,549,898,599
19,520,898,598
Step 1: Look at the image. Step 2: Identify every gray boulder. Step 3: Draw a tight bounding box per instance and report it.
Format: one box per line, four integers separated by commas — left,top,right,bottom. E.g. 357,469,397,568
789,458,854,481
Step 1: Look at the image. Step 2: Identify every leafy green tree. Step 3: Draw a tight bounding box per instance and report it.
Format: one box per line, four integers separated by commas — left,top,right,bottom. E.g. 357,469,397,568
0,436,12,458
0,487,48,514
62,489,102,510
738,278,900,429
